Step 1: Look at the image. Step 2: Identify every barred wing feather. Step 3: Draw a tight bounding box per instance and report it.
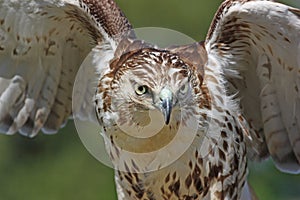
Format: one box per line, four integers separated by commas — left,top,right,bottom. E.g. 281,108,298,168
205,0,300,174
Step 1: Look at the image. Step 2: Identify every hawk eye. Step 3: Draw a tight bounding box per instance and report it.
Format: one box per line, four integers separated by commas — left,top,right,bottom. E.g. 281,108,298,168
135,85,148,95
179,84,189,94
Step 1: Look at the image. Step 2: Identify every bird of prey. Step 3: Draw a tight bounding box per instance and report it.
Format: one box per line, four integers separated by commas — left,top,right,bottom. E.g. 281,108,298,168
0,0,299,199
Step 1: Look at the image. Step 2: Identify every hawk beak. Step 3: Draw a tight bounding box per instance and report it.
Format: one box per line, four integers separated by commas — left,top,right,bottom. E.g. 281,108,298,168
158,88,173,125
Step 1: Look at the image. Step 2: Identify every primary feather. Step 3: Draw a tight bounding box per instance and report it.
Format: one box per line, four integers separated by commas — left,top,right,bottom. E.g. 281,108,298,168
0,0,131,137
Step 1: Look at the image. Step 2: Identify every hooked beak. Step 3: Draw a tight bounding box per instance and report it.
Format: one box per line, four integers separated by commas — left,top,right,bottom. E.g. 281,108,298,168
157,88,173,125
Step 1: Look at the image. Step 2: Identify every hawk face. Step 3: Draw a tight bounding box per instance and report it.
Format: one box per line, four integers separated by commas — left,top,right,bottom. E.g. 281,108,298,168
114,48,193,123
112,48,195,124
96,47,207,154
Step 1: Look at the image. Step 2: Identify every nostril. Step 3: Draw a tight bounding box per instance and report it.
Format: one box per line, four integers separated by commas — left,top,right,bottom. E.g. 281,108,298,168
161,99,167,109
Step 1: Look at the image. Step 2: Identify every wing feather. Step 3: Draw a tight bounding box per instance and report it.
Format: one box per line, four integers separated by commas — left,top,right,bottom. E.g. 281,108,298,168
205,0,300,173
0,0,132,137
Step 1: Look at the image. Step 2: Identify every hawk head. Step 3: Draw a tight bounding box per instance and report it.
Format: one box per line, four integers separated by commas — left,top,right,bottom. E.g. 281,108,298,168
112,48,193,124
95,42,209,154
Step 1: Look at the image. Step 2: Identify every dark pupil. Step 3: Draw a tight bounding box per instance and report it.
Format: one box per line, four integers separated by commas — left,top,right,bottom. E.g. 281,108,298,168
138,86,146,93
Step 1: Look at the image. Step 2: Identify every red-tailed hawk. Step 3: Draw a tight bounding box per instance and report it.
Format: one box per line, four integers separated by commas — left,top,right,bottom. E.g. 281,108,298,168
0,0,299,199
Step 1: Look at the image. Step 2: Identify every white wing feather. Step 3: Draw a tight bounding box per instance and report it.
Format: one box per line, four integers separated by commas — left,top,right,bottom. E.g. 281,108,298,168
0,0,131,137
205,0,300,174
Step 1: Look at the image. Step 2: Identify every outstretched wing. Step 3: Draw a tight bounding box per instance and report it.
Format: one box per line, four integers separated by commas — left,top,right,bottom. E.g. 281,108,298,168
205,0,300,174
0,0,131,137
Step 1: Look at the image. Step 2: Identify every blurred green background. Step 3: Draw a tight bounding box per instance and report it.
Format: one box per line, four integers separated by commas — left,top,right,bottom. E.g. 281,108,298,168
0,1,299,200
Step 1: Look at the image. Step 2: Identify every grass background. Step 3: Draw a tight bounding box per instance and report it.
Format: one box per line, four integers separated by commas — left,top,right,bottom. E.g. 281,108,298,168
0,1,300,199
